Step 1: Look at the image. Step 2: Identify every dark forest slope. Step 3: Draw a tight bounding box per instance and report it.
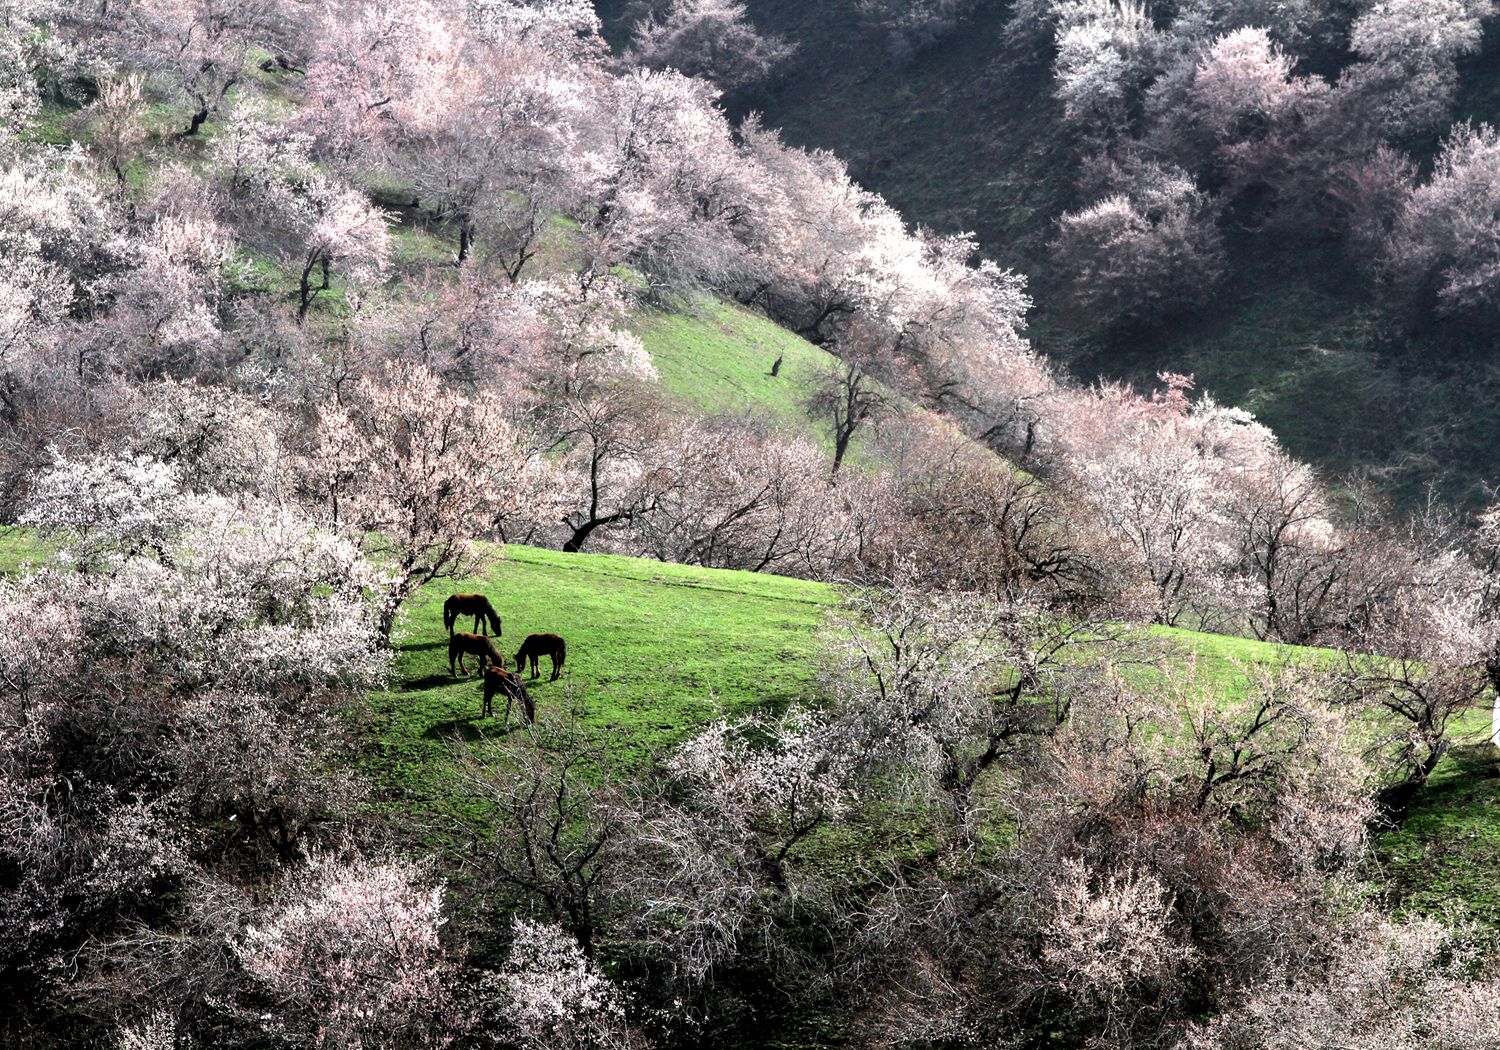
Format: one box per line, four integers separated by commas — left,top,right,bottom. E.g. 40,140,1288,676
602,0,1500,507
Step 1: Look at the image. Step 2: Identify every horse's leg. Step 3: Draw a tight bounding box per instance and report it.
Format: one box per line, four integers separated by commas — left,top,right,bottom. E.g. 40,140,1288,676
502,691,513,728
550,653,561,681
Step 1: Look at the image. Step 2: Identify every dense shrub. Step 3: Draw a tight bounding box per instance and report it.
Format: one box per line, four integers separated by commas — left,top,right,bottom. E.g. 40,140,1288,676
1053,161,1226,328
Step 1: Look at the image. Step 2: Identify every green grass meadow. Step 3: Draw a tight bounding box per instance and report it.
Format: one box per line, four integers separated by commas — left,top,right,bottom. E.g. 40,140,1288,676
360,544,838,816
636,296,932,471
637,298,833,423
0,527,54,575
1149,624,1346,697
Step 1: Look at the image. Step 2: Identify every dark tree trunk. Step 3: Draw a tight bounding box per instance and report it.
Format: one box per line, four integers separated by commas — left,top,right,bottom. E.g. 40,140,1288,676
563,519,602,553
298,254,331,322
180,105,210,138
832,426,854,476
457,220,472,265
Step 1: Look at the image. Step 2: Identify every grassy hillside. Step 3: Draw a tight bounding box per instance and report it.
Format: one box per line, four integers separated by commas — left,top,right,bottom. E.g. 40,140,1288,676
360,544,837,819
1150,624,1344,694
0,527,52,575
358,551,1500,932
366,553,1358,768
634,296,908,464
366,549,1485,821
637,297,835,426
0,524,1477,790
633,295,848,454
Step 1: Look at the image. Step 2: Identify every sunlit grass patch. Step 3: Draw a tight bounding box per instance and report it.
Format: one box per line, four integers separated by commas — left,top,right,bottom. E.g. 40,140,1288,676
359,543,838,833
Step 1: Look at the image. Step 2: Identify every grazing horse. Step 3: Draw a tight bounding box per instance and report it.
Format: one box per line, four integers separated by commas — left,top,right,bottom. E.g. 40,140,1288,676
444,593,502,636
515,633,566,681
483,666,534,725
449,632,506,677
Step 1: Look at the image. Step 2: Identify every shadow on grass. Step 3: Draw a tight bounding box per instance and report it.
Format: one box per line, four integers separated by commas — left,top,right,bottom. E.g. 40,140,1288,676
1377,743,1500,928
405,673,471,690
422,715,522,742
400,640,447,653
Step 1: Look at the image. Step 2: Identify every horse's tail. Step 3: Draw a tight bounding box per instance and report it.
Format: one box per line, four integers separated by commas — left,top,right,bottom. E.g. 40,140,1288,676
556,637,566,669
443,598,456,634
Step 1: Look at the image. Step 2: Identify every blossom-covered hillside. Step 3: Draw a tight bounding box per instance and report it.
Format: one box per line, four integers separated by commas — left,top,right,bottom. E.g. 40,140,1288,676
6,2,1500,1048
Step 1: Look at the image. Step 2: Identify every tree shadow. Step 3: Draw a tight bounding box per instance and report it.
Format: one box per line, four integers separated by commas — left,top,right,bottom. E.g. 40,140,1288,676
399,640,447,653
405,673,467,691
424,715,519,742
